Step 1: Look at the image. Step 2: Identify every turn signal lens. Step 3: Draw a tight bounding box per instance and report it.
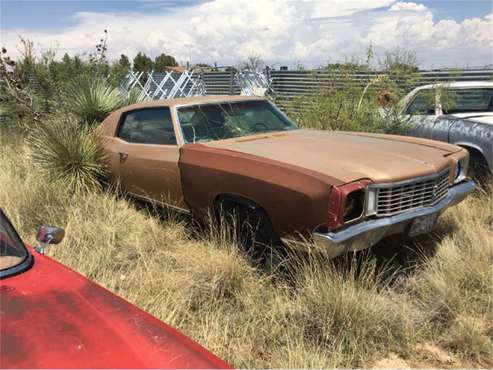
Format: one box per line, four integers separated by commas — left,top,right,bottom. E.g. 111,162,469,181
365,188,377,216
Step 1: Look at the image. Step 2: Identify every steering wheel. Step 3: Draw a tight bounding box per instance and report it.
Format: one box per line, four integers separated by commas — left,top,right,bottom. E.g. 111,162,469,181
251,122,269,132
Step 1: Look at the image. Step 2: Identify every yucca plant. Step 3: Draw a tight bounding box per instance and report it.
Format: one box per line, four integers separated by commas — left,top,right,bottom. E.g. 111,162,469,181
65,76,125,124
121,87,145,106
28,115,107,190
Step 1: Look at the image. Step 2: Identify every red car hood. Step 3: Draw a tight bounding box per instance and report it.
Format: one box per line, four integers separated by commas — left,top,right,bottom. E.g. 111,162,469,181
0,250,230,369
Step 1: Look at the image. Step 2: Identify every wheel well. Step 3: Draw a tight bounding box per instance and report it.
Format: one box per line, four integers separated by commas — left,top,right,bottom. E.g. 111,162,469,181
459,145,488,166
213,194,277,228
214,194,262,213
458,145,491,179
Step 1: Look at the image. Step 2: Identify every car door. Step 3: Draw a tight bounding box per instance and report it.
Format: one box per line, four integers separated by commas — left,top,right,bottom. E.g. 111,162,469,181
405,89,438,139
113,107,188,210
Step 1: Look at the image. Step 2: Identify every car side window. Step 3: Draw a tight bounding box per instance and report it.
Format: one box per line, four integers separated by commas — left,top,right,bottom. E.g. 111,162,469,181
406,90,435,115
118,108,177,145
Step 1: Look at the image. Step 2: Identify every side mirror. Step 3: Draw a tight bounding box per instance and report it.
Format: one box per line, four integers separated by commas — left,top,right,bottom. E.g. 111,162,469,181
35,225,65,254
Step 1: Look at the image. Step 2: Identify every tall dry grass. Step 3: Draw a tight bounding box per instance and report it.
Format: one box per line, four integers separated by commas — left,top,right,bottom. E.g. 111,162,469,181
1,137,492,368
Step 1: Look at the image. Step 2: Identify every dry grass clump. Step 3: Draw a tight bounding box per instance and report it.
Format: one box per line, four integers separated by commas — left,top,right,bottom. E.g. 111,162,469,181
1,137,492,368
406,189,493,364
445,315,493,362
285,257,416,366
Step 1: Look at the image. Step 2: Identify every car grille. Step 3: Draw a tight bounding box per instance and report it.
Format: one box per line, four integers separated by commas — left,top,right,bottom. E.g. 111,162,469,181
373,169,450,217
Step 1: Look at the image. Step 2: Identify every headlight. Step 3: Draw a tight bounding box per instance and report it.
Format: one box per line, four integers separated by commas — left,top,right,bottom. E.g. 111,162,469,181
455,155,469,183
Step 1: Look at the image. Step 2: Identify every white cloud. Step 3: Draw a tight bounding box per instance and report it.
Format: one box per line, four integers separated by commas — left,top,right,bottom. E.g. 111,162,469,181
1,0,492,69
389,2,427,12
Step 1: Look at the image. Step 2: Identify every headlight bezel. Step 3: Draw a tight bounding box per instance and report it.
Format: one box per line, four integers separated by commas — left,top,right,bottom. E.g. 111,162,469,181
327,179,372,231
343,189,366,223
454,155,469,183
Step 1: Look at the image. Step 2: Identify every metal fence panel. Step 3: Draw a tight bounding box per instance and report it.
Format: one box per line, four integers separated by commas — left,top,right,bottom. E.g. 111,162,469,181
121,70,205,100
201,71,241,95
269,69,493,110
123,68,492,107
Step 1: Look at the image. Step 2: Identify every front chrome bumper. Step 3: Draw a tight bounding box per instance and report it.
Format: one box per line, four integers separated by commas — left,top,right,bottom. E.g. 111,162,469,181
312,179,476,258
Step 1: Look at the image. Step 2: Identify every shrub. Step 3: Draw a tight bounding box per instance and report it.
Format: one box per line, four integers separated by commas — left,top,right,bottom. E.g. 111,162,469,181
27,115,106,190
284,66,415,134
122,87,144,107
65,76,127,124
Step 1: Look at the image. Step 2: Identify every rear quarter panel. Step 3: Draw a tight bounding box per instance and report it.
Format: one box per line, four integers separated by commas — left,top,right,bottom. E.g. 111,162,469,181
179,144,341,238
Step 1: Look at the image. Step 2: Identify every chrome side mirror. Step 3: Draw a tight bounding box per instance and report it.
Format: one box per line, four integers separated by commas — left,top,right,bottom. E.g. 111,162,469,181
35,225,65,254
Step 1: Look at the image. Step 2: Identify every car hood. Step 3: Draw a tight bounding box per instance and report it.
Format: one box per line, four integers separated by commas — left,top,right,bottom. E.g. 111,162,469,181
205,129,461,184
0,250,229,369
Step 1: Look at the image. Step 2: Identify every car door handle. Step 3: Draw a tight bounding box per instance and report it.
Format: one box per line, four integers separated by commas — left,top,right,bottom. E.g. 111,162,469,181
118,151,128,162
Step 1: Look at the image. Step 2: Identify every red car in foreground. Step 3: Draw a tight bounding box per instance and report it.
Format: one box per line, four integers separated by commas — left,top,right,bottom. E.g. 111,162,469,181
0,208,230,369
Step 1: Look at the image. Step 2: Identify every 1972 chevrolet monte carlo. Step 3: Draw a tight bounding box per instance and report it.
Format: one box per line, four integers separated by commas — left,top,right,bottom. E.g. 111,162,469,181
101,96,475,257
0,208,230,368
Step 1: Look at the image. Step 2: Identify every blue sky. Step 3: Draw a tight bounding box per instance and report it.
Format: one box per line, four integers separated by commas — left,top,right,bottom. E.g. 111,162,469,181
1,1,209,29
1,0,492,68
418,0,492,21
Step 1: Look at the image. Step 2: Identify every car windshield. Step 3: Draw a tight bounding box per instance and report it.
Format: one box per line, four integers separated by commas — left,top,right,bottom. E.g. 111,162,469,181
442,88,493,114
177,100,298,143
1,209,28,271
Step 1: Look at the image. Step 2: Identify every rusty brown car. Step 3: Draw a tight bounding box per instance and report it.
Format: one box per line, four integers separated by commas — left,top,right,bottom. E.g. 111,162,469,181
101,96,475,257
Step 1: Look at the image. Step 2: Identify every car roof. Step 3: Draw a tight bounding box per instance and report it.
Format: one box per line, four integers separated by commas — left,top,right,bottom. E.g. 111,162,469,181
120,95,266,111
412,81,493,91
401,81,493,103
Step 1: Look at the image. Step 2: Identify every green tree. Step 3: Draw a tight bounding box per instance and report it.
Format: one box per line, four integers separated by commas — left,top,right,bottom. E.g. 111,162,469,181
118,54,131,69
153,53,178,70
62,53,71,65
108,53,132,85
133,52,153,73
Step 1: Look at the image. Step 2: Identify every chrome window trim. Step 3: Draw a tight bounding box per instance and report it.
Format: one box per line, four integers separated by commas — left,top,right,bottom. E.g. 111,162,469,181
0,209,33,279
172,97,267,110
0,254,33,279
127,191,191,215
